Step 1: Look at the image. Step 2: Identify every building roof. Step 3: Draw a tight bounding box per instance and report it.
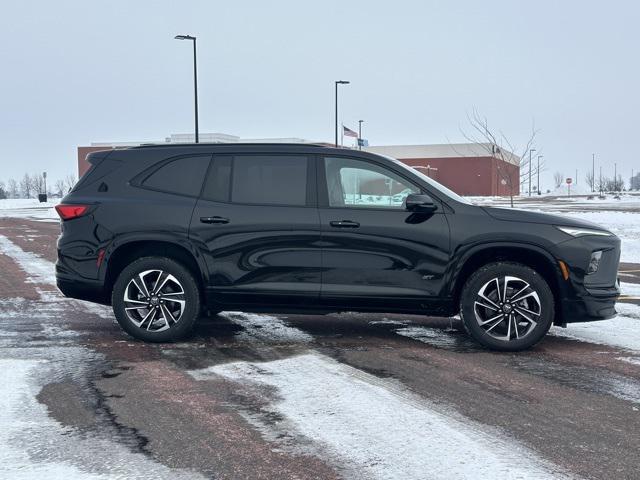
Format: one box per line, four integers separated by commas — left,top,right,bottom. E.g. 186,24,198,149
364,143,520,165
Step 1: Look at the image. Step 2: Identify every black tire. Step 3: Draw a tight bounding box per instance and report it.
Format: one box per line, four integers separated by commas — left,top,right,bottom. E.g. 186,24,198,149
459,262,554,351
111,256,201,342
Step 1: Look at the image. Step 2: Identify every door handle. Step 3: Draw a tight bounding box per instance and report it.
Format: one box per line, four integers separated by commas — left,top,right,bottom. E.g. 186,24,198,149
330,220,360,228
200,216,230,224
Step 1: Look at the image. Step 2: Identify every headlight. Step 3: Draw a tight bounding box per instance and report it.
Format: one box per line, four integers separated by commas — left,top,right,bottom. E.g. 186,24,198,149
587,250,603,274
556,226,612,237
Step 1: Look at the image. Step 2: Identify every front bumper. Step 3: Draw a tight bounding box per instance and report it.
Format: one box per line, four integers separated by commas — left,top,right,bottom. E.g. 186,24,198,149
555,234,621,324
560,282,619,323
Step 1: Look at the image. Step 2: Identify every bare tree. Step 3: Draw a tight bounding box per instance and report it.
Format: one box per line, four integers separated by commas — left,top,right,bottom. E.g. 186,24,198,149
7,179,19,198
458,109,540,207
585,171,595,192
54,178,66,197
63,174,77,193
596,175,607,194
553,172,564,189
20,173,33,198
30,173,45,196
0,181,6,200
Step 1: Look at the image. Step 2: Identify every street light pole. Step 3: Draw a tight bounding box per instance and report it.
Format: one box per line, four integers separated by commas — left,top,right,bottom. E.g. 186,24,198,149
528,149,536,196
334,80,350,147
537,155,542,195
358,120,364,150
592,153,595,192
614,163,617,191
175,34,199,143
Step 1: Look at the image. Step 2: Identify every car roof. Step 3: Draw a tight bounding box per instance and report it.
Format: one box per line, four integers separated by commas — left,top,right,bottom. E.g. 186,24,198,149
113,142,393,163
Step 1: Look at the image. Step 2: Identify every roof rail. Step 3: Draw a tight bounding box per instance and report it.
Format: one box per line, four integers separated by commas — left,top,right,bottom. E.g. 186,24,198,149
129,142,342,150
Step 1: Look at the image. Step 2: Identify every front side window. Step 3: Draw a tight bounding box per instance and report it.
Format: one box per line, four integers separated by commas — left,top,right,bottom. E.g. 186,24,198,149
142,155,210,197
231,155,308,206
324,157,418,208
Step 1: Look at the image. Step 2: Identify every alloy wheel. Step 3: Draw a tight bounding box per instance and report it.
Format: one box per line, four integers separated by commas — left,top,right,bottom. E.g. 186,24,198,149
123,269,186,332
473,275,541,342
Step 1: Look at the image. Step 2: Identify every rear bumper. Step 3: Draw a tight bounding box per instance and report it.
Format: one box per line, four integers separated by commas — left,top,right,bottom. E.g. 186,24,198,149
56,266,109,305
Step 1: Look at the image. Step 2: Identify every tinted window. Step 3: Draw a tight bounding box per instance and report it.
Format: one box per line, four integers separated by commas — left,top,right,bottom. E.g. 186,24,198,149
232,155,308,206
324,157,418,208
202,156,232,202
142,155,210,196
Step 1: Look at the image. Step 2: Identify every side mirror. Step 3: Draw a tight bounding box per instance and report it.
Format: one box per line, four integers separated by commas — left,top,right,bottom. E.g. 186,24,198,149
405,193,437,213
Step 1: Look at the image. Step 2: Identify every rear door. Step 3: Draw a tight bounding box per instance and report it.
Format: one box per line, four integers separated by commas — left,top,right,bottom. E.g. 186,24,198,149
318,155,451,311
189,153,322,309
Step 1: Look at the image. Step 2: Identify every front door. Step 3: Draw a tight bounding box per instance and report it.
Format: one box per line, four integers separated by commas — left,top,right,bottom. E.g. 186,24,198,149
318,155,451,311
189,154,322,309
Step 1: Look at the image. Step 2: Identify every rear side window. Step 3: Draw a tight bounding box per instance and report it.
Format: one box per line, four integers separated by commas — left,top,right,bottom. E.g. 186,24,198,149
201,156,232,202
232,155,308,206
142,155,210,197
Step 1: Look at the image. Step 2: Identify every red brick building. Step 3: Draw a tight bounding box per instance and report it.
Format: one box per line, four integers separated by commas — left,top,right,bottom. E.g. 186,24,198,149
77,140,519,197
365,143,520,196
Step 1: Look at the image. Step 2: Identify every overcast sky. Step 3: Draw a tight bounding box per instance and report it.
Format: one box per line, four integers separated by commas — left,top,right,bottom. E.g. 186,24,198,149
1,0,638,190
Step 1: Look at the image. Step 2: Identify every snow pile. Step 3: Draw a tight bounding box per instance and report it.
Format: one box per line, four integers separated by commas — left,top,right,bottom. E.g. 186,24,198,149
546,183,592,197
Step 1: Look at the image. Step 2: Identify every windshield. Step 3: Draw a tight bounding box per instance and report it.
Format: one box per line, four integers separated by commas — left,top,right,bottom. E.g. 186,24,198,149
389,158,472,205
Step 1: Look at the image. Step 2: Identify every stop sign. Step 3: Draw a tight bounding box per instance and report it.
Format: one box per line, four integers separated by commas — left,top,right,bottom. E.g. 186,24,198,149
566,178,573,185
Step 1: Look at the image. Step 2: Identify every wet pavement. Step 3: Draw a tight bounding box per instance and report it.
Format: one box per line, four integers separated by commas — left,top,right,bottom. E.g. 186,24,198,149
1,217,640,479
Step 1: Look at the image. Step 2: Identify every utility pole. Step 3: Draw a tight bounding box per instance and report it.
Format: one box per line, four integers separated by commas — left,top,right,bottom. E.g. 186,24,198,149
358,120,364,151
575,169,578,186
615,163,617,191
537,155,542,195
591,153,595,192
528,149,536,196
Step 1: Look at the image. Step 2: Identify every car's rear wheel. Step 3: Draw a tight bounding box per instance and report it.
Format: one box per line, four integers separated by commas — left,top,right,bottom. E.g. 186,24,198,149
459,262,554,351
111,256,200,342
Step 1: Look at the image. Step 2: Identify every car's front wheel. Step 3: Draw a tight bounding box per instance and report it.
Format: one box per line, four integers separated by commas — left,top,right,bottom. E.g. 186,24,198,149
460,262,554,351
111,256,201,342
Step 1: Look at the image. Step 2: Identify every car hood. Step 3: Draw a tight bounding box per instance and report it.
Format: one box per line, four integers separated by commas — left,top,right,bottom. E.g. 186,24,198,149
481,206,608,231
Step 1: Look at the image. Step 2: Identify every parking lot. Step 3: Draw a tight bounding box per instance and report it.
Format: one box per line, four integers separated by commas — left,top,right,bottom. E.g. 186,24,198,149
1,200,640,479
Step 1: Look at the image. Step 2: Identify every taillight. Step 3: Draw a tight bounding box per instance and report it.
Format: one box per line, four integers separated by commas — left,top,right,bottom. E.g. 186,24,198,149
55,204,90,220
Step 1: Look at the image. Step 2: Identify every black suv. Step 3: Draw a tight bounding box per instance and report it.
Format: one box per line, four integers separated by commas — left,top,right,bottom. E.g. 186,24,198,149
56,144,620,350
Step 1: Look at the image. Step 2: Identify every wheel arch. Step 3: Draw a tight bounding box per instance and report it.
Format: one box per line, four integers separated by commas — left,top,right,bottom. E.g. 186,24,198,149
451,243,565,325
103,238,207,298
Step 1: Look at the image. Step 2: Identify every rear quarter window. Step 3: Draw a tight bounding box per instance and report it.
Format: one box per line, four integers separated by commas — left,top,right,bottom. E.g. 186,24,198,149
140,155,211,197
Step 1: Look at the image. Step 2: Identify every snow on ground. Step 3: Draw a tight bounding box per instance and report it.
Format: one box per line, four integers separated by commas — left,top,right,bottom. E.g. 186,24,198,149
621,282,640,297
0,235,205,479
191,352,567,480
551,302,640,352
0,356,206,480
220,311,314,344
0,198,60,222
0,234,57,284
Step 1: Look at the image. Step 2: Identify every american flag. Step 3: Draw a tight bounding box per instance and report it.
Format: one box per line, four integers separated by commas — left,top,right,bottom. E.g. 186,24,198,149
343,125,358,138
